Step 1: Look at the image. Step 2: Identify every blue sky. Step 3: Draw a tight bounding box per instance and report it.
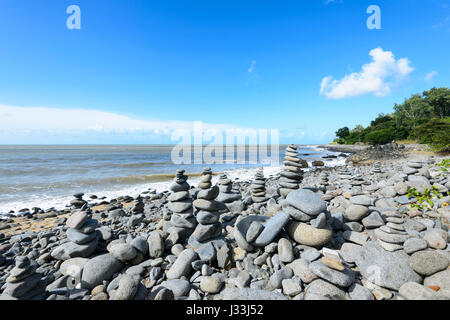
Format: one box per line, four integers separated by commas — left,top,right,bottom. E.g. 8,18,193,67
0,0,449,144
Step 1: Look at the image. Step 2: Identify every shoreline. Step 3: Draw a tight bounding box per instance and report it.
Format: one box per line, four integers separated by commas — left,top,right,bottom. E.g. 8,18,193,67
318,144,368,154
0,155,349,216
0,149,449,301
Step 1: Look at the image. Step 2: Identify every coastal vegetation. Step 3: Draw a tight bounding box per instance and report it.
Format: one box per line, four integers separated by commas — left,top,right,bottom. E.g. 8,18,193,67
334,87,450,153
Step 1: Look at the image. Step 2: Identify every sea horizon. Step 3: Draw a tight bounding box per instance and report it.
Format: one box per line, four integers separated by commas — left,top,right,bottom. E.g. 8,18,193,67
0,144,345,215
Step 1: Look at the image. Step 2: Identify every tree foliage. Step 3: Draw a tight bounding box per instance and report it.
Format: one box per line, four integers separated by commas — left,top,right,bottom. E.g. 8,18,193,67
334,87,450,152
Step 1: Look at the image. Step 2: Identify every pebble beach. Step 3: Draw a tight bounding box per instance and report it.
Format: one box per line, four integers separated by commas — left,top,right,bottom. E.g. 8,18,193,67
0,144,449,301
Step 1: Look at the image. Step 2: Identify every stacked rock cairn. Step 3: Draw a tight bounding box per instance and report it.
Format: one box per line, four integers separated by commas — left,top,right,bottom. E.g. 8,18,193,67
127,195,145,228
167,169,196,240
51,210,99,261
0,256,45,300
279,144,305,197
191,168,223,244
70,193,87,209
216,174,241,204
251,168,267,203
374,211,407,252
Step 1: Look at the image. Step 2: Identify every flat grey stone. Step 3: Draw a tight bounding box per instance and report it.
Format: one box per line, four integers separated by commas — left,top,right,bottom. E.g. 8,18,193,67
404,238,428,255
356,241,422,290
166,249,198,280
304,279,346,300
309,260,355,288
286,189,327,216
253,211,290,247
219,287,288,300
348,283,374,300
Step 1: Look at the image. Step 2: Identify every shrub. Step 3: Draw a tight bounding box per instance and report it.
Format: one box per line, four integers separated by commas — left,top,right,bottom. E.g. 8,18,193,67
413,118,450,152
364,128,396,145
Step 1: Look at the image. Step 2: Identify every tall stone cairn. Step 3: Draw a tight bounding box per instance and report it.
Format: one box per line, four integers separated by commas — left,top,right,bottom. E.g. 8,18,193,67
192,168,223,243
251,168,267,203
167,169,196,240
279,144,305,197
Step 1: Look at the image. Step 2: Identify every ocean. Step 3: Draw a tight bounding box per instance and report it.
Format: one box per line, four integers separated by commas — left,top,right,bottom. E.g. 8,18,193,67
0,145,347,215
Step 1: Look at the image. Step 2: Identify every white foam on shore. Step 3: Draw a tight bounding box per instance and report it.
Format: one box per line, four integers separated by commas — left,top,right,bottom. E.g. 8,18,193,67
0,156,348,217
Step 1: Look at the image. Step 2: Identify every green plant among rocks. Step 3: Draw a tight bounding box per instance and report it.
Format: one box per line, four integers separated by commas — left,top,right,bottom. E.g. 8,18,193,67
435,158,450,172
407,186,443,212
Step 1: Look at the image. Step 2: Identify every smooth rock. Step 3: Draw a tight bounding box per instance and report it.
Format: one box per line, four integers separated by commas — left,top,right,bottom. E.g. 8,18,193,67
287,221,332,247
81,254,124,290
409,250,449,276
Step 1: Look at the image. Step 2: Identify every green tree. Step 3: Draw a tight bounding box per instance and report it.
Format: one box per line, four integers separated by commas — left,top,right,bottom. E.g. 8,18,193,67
335,127,350,139
393,94,433,134
370,113,393,127
423,87,450,119
351,125,364,134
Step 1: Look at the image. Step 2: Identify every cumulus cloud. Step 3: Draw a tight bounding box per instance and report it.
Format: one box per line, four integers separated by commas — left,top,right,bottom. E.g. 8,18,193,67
425,71,438,82
320,47,414,99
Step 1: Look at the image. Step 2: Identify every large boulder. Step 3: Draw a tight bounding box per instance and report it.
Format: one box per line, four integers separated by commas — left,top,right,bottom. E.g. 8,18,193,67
355,241,422,291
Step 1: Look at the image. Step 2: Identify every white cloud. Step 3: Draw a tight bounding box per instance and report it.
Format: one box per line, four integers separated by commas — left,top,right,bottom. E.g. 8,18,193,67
0,105,256,141
248,60,256,73
425,71,438,82
320,47,414,99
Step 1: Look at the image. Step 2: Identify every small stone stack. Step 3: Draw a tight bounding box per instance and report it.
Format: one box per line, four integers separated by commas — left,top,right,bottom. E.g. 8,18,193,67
279,145,305,197
167,169,196,240
131,196,145,215
372,162,383,174
317,172,329,189
351,173,366,186
51,210,99,261
70,193,87,209
191,168,223,244
126,195,145,228
374,212,408,252
216,174,241,203
403,161,422,175
251,168,267,203
0,256,45,300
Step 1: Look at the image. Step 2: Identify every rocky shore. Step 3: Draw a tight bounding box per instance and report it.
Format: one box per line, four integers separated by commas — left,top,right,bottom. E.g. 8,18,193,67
0,147,449,300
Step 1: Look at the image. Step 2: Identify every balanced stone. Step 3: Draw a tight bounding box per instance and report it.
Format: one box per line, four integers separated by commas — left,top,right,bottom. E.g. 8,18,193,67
1,256,45,300
286,189,327,217
216,174,241,203
190,168,224,244
51,211,99,261
167,169,196,240
278,145,305,197
250,168,267,203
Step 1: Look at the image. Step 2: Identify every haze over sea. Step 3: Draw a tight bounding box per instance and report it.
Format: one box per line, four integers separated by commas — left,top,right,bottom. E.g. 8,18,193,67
0,145,346,215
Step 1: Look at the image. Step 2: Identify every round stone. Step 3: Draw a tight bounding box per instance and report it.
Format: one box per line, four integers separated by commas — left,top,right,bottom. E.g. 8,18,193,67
286,221,332,247
109,243,138,262
409,251,449,276
345,205,370,221
200,276,223,294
